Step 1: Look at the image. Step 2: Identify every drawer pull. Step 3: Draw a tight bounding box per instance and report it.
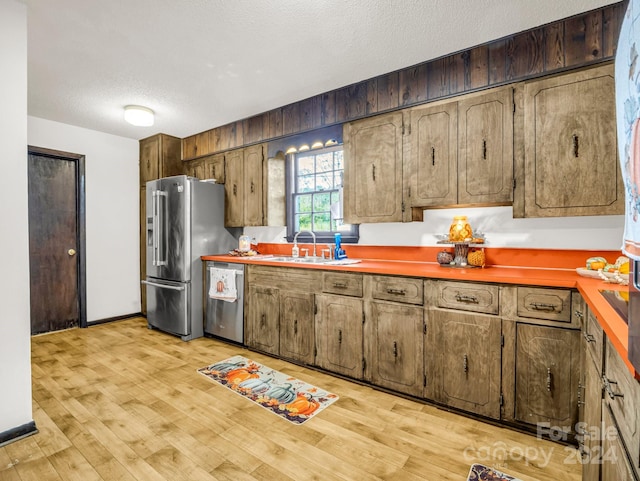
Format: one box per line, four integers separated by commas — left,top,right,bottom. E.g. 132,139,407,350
604,378,624,400
574,310,584,319
386,288,406,296
582,331,595,343
547,367,553,392
393,341,398,358
455,294,479,304
463,354,468,373
529,302,557,312
293,319,298,335
333,282,347,288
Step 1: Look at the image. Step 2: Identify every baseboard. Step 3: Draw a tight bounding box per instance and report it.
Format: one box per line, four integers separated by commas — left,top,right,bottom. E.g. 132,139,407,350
86,312,143,326
0,421,37,447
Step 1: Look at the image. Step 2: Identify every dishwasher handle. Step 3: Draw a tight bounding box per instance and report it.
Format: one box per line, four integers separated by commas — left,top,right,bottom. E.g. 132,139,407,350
141,279,186,291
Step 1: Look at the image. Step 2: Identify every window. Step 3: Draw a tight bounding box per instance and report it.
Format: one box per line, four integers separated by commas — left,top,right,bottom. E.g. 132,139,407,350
286,145,358,244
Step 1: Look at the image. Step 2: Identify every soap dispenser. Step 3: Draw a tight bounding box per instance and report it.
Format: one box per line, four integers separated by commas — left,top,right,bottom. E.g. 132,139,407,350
291,241,300,258
334,233,347,260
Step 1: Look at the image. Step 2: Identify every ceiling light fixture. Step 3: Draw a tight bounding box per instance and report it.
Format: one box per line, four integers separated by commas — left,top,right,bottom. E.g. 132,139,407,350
124,105,154,126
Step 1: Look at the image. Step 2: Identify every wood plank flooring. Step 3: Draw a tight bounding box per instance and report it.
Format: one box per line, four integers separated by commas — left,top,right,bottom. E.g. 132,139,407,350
1,317,582,481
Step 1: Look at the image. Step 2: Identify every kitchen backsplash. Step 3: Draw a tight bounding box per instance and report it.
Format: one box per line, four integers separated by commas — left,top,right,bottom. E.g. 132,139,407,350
244,205,624,251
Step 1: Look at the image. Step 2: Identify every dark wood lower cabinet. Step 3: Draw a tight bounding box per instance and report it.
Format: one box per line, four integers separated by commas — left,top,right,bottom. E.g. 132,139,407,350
279,291,315,365
315,294,364,380
246,285,279,355
581,353,603,481
515,324,580,436
601,405,637,481
426,309,502,419
368,301,424,397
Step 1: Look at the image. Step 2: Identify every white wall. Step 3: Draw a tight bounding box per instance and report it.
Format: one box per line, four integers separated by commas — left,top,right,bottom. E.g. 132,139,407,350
28,117,140,322
246,206,624,251
0,0,32,434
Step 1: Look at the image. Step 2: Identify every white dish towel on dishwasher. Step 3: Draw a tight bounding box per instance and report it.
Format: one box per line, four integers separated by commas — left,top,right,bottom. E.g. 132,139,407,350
208,267,237,302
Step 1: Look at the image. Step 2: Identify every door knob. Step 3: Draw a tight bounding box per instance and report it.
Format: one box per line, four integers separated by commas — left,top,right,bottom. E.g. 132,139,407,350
68,248,76,256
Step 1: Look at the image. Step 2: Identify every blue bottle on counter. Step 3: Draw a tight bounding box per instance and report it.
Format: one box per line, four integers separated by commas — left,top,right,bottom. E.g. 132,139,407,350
334,233,347,260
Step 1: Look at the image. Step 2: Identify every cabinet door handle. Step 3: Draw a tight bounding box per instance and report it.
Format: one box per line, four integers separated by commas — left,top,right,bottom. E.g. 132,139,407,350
431,146,435,166
547,367,552,392
463,354,468,373
583,331,595,343
393,341,398,358
604,378,624,400
250,181,255,193
233,183,237,196
338,329,342,344
530,302,557,312
212,166,217,178
293,319,298,335
333,282,347,288
455,294,479,304
386,288,406,296
372,164,376,181
573,134,579,158
260,314,265,327
482,139,487,160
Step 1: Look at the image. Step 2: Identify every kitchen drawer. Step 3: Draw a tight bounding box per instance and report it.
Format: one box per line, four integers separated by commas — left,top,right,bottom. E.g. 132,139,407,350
371,275,423,305
517,287,571,323
322,272,363,297
435,281,499,315
604,337,640,477
584,308,604,376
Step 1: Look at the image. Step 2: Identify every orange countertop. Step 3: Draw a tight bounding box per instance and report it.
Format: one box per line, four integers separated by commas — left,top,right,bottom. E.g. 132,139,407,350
202,244,635,378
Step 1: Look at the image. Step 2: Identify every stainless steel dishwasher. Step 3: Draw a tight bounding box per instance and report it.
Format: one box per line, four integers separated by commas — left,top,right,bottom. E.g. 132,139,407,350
204,261,245,344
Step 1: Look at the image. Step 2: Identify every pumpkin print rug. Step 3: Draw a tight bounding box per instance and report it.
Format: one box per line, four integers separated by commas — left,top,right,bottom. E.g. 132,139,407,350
466,463,522,481
197,355,339,424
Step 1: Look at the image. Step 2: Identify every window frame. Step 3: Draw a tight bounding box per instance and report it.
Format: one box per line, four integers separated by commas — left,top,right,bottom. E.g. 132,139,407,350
285,145,359,244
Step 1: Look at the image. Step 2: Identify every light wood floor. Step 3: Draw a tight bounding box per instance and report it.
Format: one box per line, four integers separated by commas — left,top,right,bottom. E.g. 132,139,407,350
0,317,581,481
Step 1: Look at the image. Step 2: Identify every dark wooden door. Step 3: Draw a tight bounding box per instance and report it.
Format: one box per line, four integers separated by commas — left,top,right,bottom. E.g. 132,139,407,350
28,151,82,334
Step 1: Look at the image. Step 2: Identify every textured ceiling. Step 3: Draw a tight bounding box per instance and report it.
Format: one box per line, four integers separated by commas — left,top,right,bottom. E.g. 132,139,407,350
24,0,619,140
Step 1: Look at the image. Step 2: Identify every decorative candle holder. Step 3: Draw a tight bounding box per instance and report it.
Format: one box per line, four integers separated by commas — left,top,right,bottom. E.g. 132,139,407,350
449,215,473,242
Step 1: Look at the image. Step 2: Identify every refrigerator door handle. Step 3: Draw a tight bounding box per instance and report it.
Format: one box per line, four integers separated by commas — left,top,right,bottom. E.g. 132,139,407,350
152,190,168,266
141,279,186,291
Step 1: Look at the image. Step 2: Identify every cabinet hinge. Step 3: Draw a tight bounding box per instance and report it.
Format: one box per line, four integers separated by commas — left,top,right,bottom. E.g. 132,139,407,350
314,303,317,315
501,333,504,347
513,178,516,191
500,394,504,406
423,321,427,335
314,346,317,357
512,87,516,114
362,358,367,371
362,311,365,324
423,374,427,387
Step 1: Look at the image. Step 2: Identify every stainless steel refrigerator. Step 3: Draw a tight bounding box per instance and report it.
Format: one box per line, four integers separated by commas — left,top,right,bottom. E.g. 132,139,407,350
142,175,238,341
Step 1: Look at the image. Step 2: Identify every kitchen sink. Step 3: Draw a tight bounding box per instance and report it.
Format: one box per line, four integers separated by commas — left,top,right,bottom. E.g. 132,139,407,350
261,256,361,266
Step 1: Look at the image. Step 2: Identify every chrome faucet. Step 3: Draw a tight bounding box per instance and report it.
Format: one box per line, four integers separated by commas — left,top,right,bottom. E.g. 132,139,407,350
293,230,317,257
